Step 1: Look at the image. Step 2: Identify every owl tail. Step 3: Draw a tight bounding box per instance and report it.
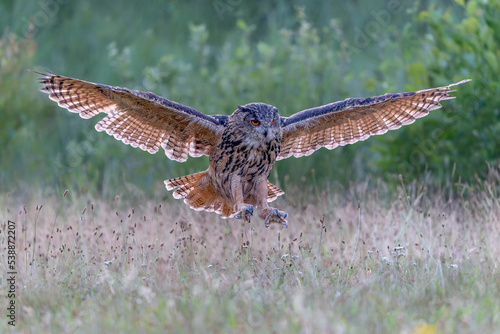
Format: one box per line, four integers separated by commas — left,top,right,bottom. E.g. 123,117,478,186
165,171,234,218
165,172,285,219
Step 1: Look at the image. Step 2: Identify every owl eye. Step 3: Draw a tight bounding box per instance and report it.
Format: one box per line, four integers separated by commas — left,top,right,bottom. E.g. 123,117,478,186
271,120,275,125
251,120,260,126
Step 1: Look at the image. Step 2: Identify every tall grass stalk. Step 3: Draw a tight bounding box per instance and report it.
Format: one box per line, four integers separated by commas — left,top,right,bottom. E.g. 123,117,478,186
45,189,69,257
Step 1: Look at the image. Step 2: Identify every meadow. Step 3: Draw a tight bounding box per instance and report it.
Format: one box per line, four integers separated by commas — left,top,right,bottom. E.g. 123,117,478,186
1,169,499,333
1,0,499,332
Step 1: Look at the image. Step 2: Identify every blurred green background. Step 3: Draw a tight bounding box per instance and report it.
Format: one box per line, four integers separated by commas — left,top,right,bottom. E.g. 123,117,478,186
0,0,498,198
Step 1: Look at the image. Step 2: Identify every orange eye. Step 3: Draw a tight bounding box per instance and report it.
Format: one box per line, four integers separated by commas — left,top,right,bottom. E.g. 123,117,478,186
271,120,274,125
251,120,260,126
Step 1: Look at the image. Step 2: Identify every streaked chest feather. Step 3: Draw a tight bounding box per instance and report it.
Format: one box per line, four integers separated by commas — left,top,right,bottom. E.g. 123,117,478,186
211,136,281,182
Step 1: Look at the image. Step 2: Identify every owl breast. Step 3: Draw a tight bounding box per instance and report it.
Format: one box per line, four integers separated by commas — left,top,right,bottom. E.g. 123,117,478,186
237,137,280,180
210,132,281,199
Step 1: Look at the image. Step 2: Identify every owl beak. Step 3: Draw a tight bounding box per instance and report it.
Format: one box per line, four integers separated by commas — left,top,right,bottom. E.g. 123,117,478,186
263,127,268,137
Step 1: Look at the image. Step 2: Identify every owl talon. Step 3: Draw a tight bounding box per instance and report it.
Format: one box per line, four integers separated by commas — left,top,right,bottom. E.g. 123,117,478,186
235,204,253,223
264,209,288,228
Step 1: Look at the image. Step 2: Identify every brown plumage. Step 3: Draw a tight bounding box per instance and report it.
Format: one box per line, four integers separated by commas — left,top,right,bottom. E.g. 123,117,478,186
38,72,470,227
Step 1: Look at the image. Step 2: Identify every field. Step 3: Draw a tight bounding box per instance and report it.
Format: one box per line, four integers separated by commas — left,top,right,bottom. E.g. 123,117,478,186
2,171,499,333
1,1,499,332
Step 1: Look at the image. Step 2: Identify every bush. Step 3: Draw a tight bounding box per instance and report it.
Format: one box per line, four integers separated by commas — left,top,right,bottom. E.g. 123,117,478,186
372,0,500,183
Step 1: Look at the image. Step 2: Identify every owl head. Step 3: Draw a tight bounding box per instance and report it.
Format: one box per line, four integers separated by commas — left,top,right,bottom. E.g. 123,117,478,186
230,103,282,146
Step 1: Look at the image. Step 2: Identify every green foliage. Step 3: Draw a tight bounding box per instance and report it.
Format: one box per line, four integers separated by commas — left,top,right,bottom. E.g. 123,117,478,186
0,29,41,190
373,0,500,181
0,0,497,195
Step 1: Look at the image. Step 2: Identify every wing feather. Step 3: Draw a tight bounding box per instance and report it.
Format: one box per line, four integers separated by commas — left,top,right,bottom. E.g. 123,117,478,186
278,80,470,160
38,72,227,162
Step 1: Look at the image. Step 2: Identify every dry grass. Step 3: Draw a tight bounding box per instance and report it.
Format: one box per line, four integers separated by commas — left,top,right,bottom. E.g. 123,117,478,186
1,170,500,333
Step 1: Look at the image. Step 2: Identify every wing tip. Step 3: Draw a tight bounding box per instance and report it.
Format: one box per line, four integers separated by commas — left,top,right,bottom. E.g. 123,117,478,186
449,79,472,87
29,68,55,79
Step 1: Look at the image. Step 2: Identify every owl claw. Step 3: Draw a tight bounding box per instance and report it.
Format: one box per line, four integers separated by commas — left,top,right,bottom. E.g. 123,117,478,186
235,204,254,223
264,209,288,228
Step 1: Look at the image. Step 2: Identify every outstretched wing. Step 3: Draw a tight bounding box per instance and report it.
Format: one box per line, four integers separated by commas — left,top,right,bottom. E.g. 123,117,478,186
277,80,470,160
38,73,227,162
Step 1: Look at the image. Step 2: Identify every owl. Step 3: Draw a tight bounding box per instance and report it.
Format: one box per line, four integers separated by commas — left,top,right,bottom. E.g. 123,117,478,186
38,72,470,228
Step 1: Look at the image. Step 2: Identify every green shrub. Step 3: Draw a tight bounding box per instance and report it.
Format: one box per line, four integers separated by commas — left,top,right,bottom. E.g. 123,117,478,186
372,0,499,183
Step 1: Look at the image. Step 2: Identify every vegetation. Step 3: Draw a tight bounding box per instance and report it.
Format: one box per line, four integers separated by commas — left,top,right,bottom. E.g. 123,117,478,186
0,0,498,195
1,1,499,332
1,170,500,333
